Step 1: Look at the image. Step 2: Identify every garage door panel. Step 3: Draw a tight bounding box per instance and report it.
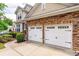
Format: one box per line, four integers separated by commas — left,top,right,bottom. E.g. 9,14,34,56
28,26,35,40
64,30,72,48
45,24,72,48
45,25,58,45
45,25,56,41
35,26,42,42
58,25,72,48
28,26,43,42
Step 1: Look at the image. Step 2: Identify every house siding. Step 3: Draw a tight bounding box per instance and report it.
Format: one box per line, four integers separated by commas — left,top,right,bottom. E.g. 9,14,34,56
15,8,27,32
27,11,79,51
31,3,67,16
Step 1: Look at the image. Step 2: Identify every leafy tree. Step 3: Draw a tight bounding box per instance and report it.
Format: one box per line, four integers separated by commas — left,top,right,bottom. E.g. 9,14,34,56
0,3,7,16
0,20,8,31
0,3,8,31
0,3,13,31
3,17,13,26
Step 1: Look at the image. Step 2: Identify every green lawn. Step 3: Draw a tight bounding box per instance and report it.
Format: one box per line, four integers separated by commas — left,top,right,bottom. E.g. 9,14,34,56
0,43,5,49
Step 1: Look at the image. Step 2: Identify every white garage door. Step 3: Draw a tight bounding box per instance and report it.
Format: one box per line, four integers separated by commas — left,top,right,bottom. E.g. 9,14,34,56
28,26,42,42
45,24,72,48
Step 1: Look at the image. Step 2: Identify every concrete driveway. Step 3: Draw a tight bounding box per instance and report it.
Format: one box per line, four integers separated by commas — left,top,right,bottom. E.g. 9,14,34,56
0,40,74,56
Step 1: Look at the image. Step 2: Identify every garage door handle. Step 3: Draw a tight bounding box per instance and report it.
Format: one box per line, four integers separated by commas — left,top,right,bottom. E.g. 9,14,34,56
30,36,31,38
45,39,49,40
65,42,71,44
65,30,71,31
40,38,42,39
55,37,58,39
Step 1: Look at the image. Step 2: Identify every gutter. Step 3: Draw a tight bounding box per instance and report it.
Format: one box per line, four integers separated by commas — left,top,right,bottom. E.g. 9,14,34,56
25,5,79,21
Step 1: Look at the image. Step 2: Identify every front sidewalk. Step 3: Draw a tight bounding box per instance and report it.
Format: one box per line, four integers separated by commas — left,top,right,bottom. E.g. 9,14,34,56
0,40,74,56
0,47,20,56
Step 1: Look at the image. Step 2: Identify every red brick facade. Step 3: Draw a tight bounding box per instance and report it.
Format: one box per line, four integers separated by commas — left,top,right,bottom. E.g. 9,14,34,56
27,11,79,51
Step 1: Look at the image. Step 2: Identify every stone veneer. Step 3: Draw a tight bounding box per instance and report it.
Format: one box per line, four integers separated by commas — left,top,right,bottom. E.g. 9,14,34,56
27,11,79,51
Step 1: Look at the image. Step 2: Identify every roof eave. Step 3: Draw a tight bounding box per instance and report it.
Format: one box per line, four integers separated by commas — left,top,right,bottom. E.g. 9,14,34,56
26,5,79,21
15,7,23,14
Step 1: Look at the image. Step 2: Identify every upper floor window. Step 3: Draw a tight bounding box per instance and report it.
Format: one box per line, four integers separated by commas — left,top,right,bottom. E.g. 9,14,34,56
19,15,22,19
17,15,22,20
18,16,19,20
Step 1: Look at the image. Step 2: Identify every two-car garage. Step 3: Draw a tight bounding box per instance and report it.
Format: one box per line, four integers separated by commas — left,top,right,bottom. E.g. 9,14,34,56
28,24,72,48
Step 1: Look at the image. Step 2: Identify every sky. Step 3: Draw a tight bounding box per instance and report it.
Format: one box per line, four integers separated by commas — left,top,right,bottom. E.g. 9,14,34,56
0,0,35,21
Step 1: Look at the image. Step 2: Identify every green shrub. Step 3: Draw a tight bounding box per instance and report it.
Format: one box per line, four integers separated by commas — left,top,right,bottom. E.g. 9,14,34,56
9,32,17,38
0,34,15,43
0,36,7,43
2,34,14,41
2,34,12,38
0,43,5,49
3,34,14,42
16,33,25,43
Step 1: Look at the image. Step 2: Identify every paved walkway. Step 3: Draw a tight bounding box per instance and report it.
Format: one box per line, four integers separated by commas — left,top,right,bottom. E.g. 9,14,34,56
0,40,74,56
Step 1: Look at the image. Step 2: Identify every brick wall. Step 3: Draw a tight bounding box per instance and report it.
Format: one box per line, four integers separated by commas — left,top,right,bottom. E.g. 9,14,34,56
27,11,79,51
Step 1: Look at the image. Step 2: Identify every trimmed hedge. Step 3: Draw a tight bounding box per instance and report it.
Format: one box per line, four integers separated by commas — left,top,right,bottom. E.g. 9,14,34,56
2,34,12,38
0,34,15,43
2,34,14,41
16,33,25,43
0,36,7,43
